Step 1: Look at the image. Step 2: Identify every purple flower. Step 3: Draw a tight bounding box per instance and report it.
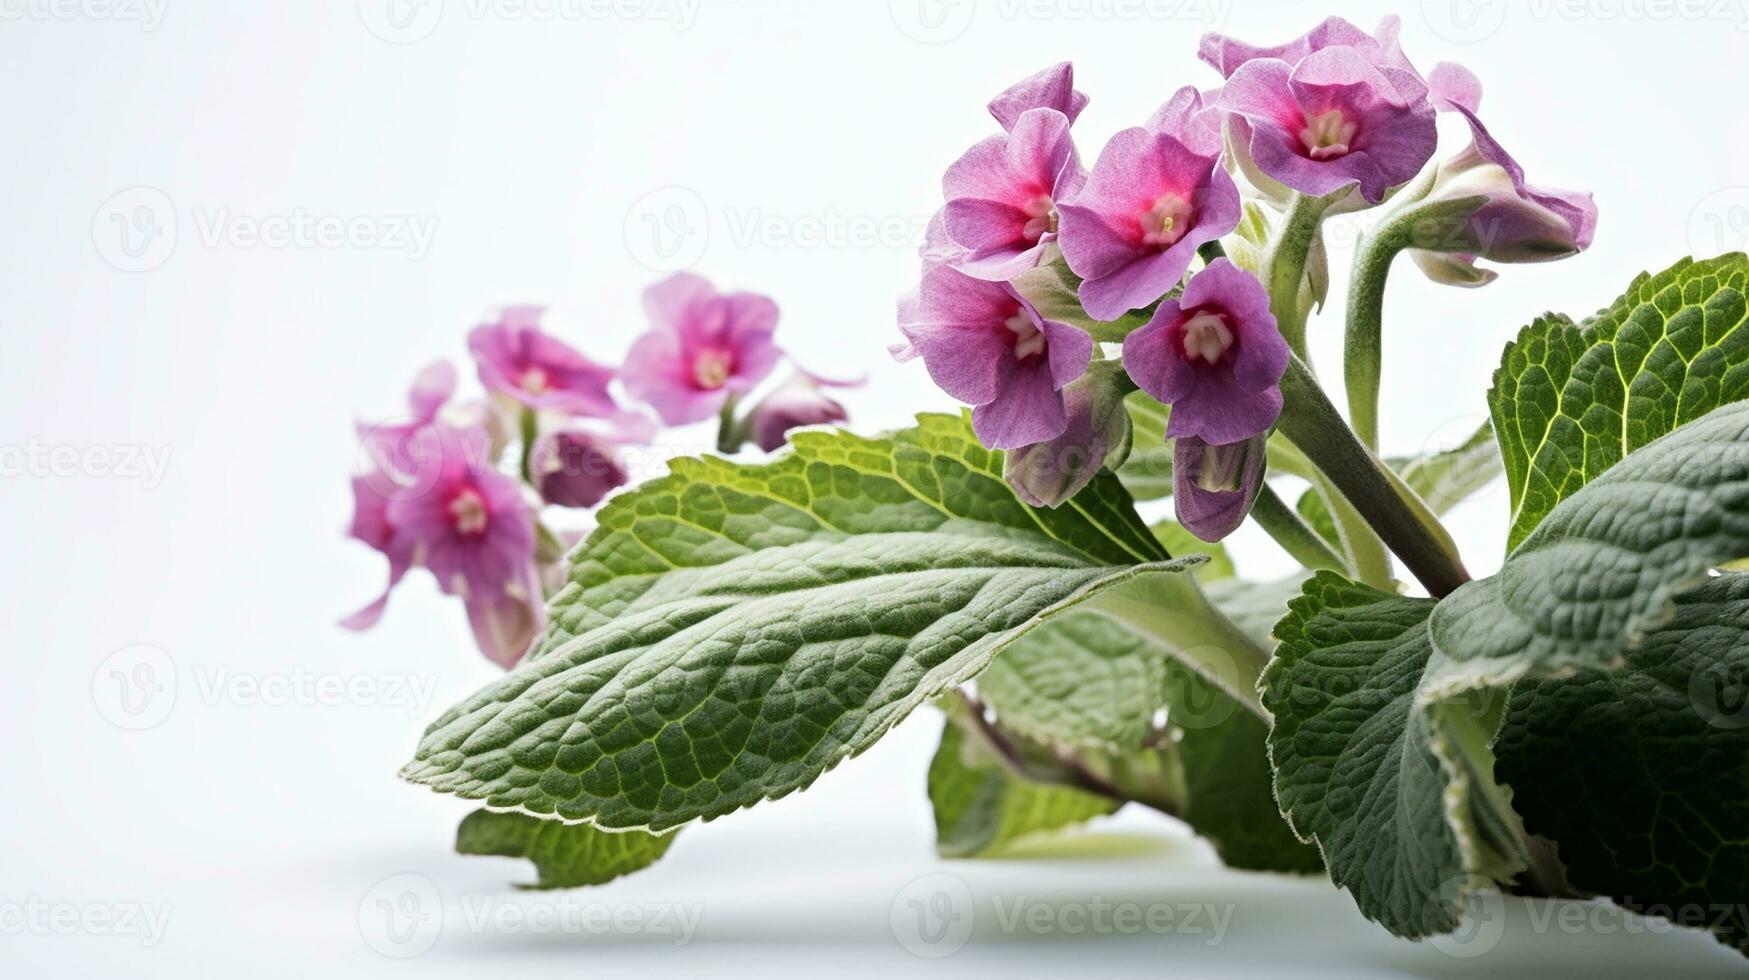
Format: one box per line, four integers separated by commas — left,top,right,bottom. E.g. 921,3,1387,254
1174,433,1268,542
1213,22,1437,204
354,360,456,484
530,411,657,508
941,107,1084,281
468,307,618,416
1407,105,1597,285
745,370,861,452
343,424,544,668
622,273,782,425
1201,15,1480,112
896,265,1093,449
987,62,1088,132
1003,364,1131,508
1121,259,1286,446
1056,103,1241,321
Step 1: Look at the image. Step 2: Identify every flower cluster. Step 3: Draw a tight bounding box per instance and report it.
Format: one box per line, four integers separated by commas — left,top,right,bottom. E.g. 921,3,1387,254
896,17,1595,540
343,274,856,666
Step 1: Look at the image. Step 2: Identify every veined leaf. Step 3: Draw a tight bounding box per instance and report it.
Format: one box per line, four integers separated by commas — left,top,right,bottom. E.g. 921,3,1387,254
1491,253,1749,549
1119,392,1174,501
455,810,675,890
402,415,1190,831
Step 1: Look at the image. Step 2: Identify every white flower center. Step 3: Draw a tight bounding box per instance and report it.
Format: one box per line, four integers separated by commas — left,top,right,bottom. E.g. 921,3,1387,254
1004,310,1046,360
519,367,552,394
448,487,489,536
1299,109,1358,160
692,348,733,389
1180,310,1234,365
1021,194,1057,242
1141,193,1194,248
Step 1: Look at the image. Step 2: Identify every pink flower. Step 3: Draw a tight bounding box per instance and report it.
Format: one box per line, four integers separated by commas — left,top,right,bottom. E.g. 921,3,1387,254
896,265,1092,449
1056,91,1241,321
468,306,618,416
1003,363,1131,508
987,62,1088,132
1211,18,1438,204
342,424,544,668
622,273,782,425
941,107,1085,281
1121,259,1287,446
745,370,861,452
530,411,656,508
355,360,456,483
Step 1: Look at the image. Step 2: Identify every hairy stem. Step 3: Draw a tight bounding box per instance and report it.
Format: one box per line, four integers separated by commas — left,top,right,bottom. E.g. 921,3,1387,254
1087,572,1271,719
1250,483,1350,574
1277,356,1471,598
1264,191,1336,362
714,393,743,455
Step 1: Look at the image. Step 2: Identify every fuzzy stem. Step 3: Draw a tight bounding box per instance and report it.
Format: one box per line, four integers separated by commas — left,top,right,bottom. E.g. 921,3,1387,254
1250,483,1350,574
1264,191,1336,362
1277,356,1471,598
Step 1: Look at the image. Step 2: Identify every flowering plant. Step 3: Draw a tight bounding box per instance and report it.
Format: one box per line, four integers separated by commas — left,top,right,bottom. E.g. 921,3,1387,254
375,17,1749,958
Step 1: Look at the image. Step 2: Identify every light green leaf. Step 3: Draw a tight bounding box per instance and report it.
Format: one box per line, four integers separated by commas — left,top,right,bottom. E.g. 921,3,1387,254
1491,253,1749,549
1495,573,1749,956
402,415,1189,831
928,701,1120,858
974,611,1166,753
1152,520,1235,583
455,810,675,890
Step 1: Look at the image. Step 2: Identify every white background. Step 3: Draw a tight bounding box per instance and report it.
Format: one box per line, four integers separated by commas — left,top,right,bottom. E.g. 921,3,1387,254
4,0,1749,975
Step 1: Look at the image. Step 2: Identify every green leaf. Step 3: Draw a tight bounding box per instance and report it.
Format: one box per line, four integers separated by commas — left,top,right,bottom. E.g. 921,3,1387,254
455,809,675,890
1152,520,1234,583
927,702,1119,858
1496,573,1749,956
1491,253,1749,549
1118,392,1174,501
1267,402,1749,940
402,414,1190,831
1264,573,1531,937
975,573,1318,872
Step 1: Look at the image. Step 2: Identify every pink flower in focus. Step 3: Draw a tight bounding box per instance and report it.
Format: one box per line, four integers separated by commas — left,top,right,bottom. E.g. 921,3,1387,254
987,62,1089,132
941,107,1085,281
622,273,782,425
469,306,618,416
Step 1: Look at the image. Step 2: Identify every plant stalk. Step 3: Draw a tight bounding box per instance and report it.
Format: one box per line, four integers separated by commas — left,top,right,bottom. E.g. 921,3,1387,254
1249,483,1350,575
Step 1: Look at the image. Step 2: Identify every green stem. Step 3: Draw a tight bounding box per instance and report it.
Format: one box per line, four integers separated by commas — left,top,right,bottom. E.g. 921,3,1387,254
714,393,743,455
1344,196,1489,450
1276,357,1471,598
1250,483,1349,574
516,408,538,483
1264,191,1337,362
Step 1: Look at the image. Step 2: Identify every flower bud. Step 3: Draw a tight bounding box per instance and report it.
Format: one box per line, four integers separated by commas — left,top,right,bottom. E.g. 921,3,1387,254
1004,362,1133,508
1173,433,1268,542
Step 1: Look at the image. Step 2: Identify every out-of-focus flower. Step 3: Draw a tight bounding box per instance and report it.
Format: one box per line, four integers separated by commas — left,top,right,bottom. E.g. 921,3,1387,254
529,411,658,508
1212,19,1437,204
622,273,782,425
1402,105,1597,286
468,306,618,416
1003,362,1132,508
1174,433,1268,542
942,107,1084,281
987,62,1089,132
342,424,543,668
895,265,1092,449
1056,101,1240,321
745,370,861,452
355,360,456,483
1121,259,1286,446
